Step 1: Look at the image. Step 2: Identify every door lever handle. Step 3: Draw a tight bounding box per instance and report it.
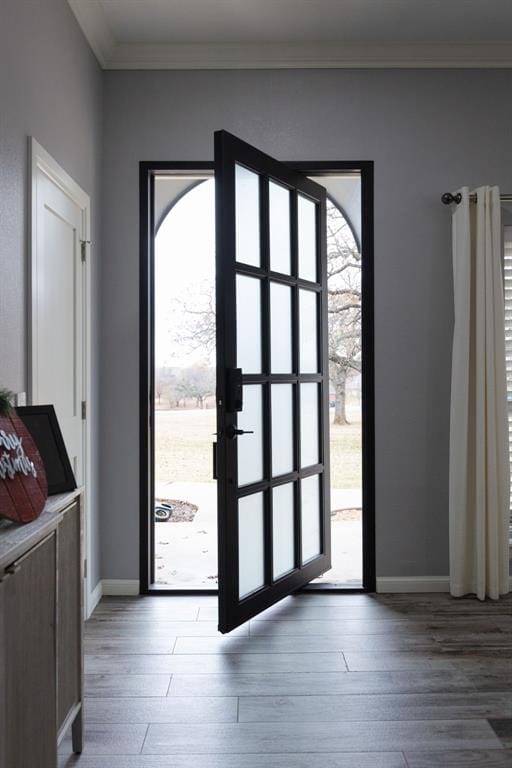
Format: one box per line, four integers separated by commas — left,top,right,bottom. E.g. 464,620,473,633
225,425,254,439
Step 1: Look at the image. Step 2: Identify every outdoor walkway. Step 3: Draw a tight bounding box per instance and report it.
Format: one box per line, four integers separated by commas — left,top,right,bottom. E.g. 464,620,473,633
155,482,363,587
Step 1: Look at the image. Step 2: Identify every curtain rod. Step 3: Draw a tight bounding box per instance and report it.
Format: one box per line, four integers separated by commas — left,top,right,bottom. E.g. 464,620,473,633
442,192,512,205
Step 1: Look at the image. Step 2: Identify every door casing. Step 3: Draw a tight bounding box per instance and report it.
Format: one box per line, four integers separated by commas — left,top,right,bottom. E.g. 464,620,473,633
29,137,94,616
139,159,375,595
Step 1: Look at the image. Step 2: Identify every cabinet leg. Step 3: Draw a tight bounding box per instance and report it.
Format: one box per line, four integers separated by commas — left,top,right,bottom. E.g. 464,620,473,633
71,707,83,754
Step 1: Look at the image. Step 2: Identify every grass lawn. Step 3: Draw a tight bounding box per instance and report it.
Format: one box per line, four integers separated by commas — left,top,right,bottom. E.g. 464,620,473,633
155,405,362,489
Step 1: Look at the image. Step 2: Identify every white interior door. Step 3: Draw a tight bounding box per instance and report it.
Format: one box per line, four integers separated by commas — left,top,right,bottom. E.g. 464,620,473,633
32,170,84,480
30,138,92,611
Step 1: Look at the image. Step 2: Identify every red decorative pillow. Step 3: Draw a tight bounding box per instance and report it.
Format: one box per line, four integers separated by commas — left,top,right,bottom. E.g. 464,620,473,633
0,410,48,523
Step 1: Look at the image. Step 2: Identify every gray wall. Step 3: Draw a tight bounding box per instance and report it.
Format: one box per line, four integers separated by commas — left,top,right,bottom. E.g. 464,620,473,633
0,0,103,589
101,68,512,581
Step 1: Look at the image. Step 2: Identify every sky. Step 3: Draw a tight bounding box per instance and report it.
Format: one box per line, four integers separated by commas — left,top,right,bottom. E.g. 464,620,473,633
155,178,215,368
154,174,362,371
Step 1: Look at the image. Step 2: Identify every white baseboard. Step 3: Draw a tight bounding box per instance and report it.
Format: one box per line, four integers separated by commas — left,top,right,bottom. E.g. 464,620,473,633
376,576,450,593
87,579,103,618
102,579,140,596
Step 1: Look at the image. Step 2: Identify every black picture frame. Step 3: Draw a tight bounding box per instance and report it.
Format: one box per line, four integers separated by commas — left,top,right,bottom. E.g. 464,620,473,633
15,405,76,495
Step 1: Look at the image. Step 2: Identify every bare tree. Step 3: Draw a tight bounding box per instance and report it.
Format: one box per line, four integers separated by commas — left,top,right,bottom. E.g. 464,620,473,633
176,366,215,408
172,280,215,358
155,372,164,405
169,202,361,425
156,367,180,408
327,201,361,425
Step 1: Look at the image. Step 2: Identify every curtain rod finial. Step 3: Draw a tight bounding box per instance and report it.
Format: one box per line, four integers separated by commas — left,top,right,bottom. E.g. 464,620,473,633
442,192,462,205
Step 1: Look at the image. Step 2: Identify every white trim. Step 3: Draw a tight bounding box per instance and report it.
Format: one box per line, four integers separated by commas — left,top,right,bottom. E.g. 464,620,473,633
87,579,103,618
68,0,115,67
65,4,512,72
378,576,512,593
108,41,512,70
29,137,94,625
376,576,450,593
102,579,140,596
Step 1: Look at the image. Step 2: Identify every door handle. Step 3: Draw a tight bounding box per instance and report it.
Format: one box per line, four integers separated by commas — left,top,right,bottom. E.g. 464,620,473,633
226,368,243,412
212,442,218,480
225,425,254,440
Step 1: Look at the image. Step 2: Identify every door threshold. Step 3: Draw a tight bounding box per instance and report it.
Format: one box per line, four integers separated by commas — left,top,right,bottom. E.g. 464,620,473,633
143,583,368,596
301,582,367,592
145,584,218,596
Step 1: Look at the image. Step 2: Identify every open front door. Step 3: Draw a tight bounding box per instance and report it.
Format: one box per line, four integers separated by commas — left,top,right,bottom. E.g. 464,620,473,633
215,131,330,633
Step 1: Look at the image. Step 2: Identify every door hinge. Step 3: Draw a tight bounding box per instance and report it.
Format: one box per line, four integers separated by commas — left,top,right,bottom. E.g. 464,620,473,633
84,559,87,579
80,239,91,262
81,401,87,420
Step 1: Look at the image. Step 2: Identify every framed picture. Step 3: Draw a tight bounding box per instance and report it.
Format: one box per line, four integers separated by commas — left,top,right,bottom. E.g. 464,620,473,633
15,405,76,495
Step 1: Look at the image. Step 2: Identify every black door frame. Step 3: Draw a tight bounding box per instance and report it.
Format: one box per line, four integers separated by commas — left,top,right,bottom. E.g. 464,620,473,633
139,158,375,595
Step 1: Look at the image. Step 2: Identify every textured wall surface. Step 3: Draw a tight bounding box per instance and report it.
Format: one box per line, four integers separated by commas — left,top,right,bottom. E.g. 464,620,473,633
2,7,512,588
0,0,103,590
101,68,512,581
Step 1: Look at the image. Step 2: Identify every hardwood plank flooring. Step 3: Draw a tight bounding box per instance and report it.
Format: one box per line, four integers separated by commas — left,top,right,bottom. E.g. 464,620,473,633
58,592,512,767
141,720,500,754
59,753,408,767
489,719,512,747
172,634,439,654
85,696,238,723
404,750,512,767
167,670,475,696
238,692,512,722
84,674,172,698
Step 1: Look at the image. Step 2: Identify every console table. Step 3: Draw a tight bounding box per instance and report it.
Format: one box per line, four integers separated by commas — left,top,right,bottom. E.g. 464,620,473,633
0,490,83,767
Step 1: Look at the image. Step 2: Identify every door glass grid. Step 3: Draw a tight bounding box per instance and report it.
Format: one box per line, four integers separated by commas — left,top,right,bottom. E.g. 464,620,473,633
300,382,320,468
269,180,291,275
233,164,324,604
301,474,321,563
270,281,293,374
238,492,265,598
298,194,318,281
238,385,264,487
271,383,294,477
299,289,318,373
235,164,260,267
272,482,296,579
236,274,262,374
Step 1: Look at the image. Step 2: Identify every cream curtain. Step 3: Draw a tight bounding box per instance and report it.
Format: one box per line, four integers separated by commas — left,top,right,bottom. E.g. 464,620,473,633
449,186,510,600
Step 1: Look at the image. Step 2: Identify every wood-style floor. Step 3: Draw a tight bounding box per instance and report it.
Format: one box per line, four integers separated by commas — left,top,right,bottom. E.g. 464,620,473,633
59,592,512,767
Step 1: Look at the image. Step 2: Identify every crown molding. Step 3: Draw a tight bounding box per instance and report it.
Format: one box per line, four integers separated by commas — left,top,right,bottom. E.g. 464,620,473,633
67,3,512,70
68,0,115,67
108,41,512,70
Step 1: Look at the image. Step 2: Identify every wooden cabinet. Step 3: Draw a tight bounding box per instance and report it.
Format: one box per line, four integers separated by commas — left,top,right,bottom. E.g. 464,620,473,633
0,493,83,768
56,500,83,750
4,534,57,767
0,575,7,768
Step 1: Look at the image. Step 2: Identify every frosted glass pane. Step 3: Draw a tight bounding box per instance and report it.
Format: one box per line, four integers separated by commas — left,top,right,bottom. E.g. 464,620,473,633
299,289,318,373
300,383,319,467
238,385,263,487
236,274,261,373
271,384,294,477
238,493,265,598
298,195,317,281
236,164,260,267
270,282,292,374
272,483,295,579
301,474,321,564
269,181,291,275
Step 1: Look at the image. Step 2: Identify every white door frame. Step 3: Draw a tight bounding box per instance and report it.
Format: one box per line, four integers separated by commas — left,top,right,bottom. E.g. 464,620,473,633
29,137,94,617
